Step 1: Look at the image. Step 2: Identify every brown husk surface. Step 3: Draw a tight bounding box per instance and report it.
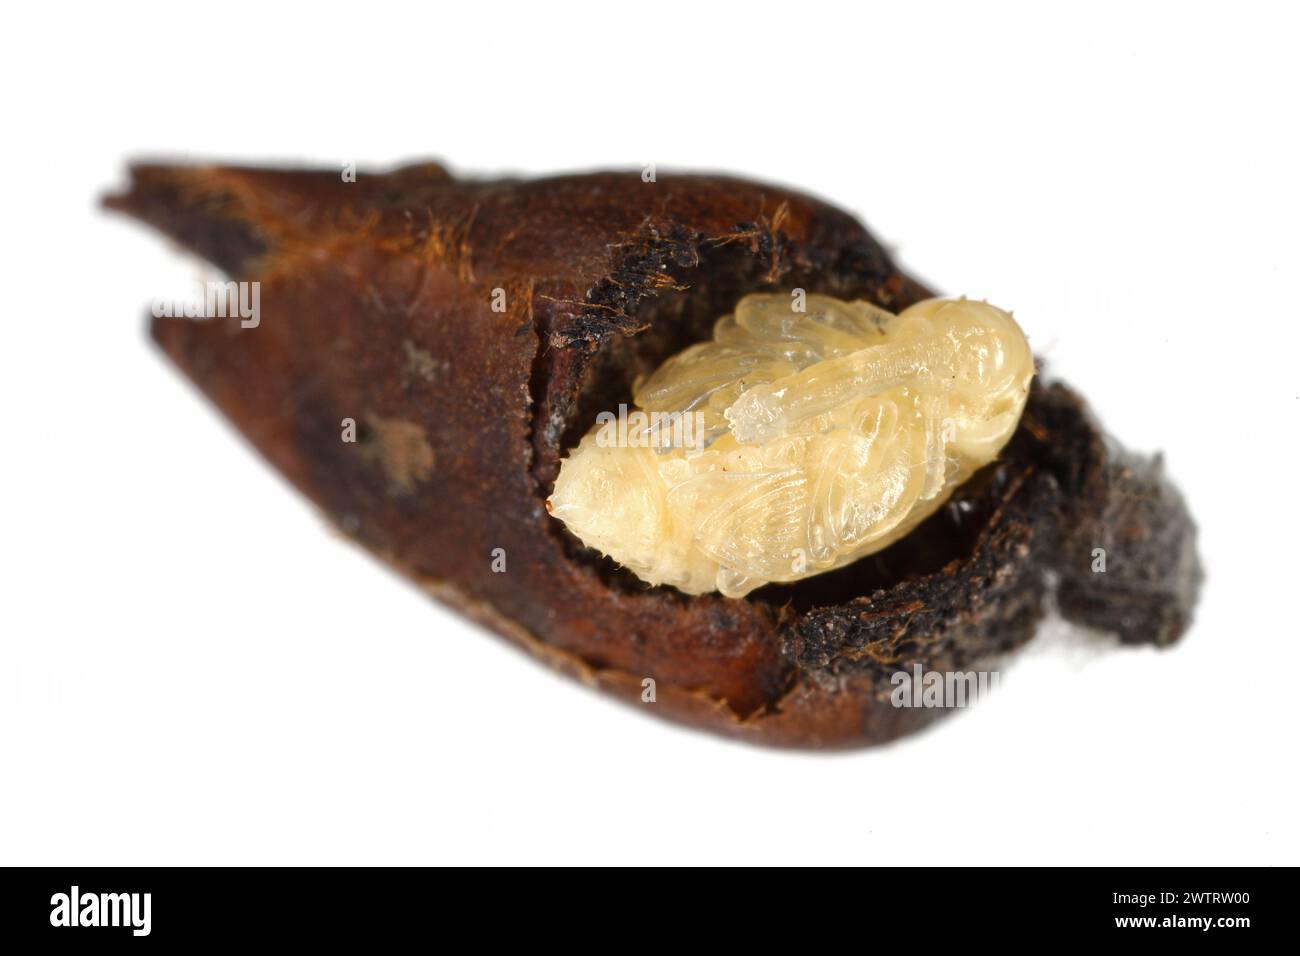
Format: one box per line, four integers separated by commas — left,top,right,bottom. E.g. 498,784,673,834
105,162,1201,747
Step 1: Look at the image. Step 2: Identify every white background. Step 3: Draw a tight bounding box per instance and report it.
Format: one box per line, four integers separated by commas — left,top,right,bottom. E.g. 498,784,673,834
3,2,1297,865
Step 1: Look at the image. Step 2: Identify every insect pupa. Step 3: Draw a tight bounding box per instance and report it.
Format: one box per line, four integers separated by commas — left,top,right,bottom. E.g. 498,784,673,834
547,293,1034,598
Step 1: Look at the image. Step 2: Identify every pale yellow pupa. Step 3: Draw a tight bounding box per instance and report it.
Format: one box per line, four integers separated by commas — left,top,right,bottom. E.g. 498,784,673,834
547,294,1034,598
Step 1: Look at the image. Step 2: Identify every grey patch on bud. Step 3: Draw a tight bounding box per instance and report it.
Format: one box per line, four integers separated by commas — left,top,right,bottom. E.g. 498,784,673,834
359,414,435,495
402,339,448,385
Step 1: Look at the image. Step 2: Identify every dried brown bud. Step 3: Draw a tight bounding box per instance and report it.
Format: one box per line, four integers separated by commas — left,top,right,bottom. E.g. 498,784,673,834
105,162,1200,748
